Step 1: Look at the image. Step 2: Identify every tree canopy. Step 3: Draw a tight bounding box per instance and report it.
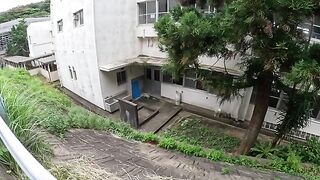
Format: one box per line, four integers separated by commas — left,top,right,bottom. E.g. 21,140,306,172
0,0,50,24
6,20,29,56
155,0,320,154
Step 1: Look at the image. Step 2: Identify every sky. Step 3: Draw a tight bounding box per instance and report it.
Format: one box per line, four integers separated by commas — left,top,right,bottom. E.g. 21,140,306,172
0,0,44,12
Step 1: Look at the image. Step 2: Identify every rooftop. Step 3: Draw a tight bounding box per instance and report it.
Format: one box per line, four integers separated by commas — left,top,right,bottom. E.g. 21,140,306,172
0,17,50,34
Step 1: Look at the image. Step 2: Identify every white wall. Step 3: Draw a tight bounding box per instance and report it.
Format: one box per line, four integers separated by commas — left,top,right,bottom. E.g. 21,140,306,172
93,0,143,99
94,0,140,66
100,65,144,100
27,21,54,57
51,0,105,109
161,83,244,119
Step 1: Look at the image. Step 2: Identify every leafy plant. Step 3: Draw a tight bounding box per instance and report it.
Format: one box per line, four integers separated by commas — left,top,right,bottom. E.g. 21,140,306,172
6,20,29,56
251,142,279,159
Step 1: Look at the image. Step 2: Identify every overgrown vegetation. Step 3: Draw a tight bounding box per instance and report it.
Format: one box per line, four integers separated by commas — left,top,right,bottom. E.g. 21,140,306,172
163,118,240,152
0,69,319,179
155,0,320,155
6,20,29,56
0,0,50,24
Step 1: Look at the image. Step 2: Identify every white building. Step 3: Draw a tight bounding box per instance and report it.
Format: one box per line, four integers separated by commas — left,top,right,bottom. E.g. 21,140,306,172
51,0,320,139
0,17,49,54
27,20,58,82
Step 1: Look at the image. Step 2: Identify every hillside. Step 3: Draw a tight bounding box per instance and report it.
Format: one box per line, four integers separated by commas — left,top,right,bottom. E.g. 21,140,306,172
0,0,50,24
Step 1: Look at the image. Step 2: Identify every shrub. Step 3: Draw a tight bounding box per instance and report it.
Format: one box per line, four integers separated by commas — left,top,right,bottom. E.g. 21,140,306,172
207,149,225,161
159,138,177,150
250,142,279,159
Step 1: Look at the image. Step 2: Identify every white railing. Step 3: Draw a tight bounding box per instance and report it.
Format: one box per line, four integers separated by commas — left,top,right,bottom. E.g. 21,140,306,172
0,116,56,180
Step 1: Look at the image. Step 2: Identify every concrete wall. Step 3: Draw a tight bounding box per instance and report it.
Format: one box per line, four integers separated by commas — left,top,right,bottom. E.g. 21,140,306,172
161,83,244,119
27,21,54,57
51,0,105,109
100,65,144,100
94,0,140,66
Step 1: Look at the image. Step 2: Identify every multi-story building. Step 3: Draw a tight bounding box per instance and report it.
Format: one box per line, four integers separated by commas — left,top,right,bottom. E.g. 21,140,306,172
51,0,320,139
0,17,49,54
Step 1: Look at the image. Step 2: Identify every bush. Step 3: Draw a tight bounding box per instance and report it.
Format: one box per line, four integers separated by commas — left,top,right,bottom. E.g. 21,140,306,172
291,138,320,165
159,138,177,150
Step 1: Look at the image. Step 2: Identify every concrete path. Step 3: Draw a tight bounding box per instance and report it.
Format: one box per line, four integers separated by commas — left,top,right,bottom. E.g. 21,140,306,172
48,129,302,180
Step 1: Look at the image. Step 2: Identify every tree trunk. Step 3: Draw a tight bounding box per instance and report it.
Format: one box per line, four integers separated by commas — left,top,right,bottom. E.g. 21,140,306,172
271,134,283,147
236,72,273,155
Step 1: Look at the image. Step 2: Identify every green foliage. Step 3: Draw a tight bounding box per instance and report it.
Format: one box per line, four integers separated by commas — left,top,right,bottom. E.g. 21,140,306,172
251,142,279,159
207,149,225,161
0,0,50,24
6,20,29,56
291,138,320,165
155,0,320,151
286,150,302,173
159,138,177,149
0,69,319,178
164,118,240,152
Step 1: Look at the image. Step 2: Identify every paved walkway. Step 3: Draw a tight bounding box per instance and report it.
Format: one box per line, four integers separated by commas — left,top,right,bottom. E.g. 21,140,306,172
48,129,302,180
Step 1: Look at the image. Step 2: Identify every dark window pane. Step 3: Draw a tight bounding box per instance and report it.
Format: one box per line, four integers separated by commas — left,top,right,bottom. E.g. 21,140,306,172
196,80,205,90
154,69,160,81
139,15,146,24
146,68,152,80
146,1,156,13
138,2,146,15
184,78,196,88
185,70,196,78
146,14,156,23
269,97,279,108
163,73,172,83
173,77,183,85
169,0,179,10
159,0,168,13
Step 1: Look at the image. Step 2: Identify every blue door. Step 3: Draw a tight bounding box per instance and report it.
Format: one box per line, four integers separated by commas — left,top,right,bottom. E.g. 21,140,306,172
131,80,141,99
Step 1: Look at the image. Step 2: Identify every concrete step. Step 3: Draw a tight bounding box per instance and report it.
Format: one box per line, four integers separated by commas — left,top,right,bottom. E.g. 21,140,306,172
140,102,181,133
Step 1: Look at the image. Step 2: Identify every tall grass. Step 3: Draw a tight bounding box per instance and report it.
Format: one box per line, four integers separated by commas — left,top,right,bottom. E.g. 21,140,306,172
0,69,68,176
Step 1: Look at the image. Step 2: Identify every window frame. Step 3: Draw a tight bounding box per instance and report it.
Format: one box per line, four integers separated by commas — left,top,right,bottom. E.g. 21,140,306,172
116,70,127,86
57,19,63,32
73,9,84,28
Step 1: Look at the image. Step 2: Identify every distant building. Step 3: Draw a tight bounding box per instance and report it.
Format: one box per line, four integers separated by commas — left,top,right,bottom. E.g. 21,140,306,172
51,0,320,139
0,17,49,54
26,20,58,82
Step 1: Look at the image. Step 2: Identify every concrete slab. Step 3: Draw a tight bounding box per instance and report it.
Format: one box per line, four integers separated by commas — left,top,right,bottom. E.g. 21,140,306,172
139,102,181,133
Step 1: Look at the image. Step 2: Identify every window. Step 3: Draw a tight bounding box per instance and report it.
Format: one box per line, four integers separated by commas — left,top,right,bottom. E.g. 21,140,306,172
138,0,179,25
268,86,288,112
72,67,77,80
173,76,183,85
163,73,173,83
184,70,197,88
57,20,63,32
49,63,57,72
138,1,156,24
68,66,73,79
74,9,84,27
158,0,168,18
146,68,152,80
117,70,127,85
154,69,160,81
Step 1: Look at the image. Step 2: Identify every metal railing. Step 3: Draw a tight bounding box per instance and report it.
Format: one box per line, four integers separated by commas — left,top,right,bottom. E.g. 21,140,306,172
0,116,56,180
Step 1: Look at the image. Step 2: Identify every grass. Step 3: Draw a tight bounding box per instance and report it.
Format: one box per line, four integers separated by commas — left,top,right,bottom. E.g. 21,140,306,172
0,69,319,179
163,117,240,152
50,157,120,180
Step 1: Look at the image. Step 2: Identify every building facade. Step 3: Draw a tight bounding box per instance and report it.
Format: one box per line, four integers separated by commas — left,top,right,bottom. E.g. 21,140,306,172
51,0,320,139
0,17,49,54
